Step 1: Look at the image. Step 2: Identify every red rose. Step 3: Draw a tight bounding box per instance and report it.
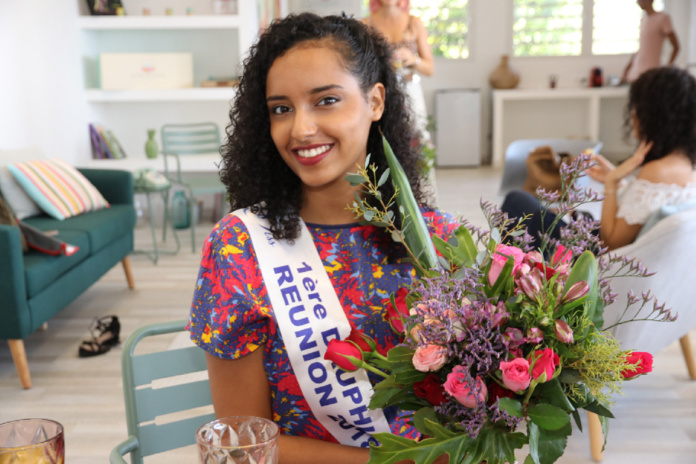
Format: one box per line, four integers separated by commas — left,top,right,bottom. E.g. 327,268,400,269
346,328,376,354
385,287,410,334
530,348,560,382
487,382,515,406
622,351,653,378
324,339,363,372
413,373,447,406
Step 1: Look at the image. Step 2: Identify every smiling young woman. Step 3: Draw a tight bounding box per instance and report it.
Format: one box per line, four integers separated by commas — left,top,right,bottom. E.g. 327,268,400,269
187,12,456,464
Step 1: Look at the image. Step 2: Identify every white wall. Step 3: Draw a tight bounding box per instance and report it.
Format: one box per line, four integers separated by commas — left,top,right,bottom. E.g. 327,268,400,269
0,1,86,164
0,0,693,166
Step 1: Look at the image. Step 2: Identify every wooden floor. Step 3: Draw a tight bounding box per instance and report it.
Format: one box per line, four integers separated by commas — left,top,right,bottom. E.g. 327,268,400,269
0,167,694,463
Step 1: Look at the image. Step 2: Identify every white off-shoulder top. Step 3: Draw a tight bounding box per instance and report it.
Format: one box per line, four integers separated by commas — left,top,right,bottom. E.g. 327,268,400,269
617,176,696,225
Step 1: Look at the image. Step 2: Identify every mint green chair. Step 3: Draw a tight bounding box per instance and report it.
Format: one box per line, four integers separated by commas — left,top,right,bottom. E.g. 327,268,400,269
109,320,214,464
161,122,227,252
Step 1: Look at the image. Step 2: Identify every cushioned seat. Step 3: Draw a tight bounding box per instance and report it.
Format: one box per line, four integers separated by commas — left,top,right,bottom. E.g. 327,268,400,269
24,204,135,255
22,229,91,298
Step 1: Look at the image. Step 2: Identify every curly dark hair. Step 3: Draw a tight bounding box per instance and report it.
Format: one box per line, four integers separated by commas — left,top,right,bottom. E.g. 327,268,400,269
220,13,425,240
624,67,696,166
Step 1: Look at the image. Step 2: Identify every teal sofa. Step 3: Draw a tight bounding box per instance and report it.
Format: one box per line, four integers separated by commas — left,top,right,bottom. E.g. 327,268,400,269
0,169,136,388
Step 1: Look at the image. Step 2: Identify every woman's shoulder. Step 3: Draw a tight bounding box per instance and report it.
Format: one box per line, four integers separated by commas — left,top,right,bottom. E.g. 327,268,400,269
637,153,696,186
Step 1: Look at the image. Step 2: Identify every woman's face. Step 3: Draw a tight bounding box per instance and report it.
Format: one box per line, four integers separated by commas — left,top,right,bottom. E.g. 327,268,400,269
266,44,385,192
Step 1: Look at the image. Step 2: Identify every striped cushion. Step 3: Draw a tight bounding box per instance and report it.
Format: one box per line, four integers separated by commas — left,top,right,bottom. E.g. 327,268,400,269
7,159,110,220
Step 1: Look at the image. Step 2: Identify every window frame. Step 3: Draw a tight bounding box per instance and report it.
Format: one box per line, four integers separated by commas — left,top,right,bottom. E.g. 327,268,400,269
511,0,671,58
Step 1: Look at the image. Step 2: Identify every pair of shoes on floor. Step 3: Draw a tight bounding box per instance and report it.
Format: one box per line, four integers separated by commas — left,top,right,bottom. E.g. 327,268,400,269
78,315,121,358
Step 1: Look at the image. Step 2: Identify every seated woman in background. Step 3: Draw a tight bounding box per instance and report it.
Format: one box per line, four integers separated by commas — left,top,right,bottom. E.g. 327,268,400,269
502,66,696,251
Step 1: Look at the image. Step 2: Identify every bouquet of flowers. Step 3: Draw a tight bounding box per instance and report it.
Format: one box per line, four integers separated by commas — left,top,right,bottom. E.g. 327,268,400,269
327,137,675,464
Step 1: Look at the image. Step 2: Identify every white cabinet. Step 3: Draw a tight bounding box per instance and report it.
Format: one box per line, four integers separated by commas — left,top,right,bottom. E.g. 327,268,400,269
77,0,258,164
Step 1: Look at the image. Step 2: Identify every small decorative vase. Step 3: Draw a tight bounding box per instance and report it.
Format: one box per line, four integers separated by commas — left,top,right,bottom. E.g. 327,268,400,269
489,55,520,89
145,129,158,159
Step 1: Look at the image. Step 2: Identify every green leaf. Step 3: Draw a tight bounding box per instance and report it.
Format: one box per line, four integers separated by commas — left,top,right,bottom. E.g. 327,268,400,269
394,369,428,384
534,379,575,413
527,403,571,431
571,409,582,432
345,173,368,186
583,401,614,419
363,210,376,222
562,251,598,322
413,407,439,436
454,225,478,266
367,421,467,464
368,420,526,464
460,424,528,464
387,346,415,363
498,397,524,418
528,421,571,464
369,386,404,409
377,168,390,187
382,135,439,272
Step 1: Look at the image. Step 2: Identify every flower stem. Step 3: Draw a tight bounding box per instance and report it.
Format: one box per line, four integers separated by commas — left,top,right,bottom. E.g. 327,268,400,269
361,362,389,378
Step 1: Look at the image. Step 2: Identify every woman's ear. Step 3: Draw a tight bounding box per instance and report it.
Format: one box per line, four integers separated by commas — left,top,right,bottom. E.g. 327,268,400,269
369,83,386,122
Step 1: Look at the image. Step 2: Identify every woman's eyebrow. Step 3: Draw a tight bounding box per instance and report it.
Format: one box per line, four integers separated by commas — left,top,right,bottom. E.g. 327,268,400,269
266,84,345,102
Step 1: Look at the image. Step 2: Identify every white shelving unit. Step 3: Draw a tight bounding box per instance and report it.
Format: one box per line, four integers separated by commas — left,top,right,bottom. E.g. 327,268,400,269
77,0,258,168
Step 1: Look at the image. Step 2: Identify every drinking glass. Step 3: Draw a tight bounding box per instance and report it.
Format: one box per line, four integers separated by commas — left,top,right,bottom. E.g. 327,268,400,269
196,416,279,464
0,418,64,464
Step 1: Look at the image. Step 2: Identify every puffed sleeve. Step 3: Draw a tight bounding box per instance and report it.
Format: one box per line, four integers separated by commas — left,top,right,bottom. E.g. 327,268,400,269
188,214,272,359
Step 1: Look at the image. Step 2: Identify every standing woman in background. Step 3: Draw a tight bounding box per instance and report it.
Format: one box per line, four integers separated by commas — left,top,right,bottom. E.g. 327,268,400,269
363,0,434,140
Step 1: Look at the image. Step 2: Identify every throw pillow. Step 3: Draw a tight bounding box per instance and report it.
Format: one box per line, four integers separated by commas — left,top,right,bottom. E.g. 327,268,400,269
7,159,110,220
0,166,42,220
0,195,28,252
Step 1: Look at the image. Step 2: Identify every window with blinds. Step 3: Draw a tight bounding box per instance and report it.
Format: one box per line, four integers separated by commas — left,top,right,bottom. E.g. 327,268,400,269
593,0,664,55
513,0,583,56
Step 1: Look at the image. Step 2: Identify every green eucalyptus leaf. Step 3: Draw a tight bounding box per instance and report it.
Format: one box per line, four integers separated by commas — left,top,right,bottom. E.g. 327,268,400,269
378,168,390,187
345,173,368,185
363,210,376,222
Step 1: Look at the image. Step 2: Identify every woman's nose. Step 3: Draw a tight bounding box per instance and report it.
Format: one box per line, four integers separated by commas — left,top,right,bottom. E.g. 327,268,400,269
291,109,318,140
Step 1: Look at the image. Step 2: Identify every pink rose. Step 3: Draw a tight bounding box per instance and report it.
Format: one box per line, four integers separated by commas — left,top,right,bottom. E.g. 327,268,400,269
412,344,448,372
530,348,560,382
488,245,525,286
444,366,487,408
499,358,531,393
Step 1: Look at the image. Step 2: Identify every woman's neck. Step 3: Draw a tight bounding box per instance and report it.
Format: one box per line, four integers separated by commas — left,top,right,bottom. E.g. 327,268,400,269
300,184,363,225
375,5,403,20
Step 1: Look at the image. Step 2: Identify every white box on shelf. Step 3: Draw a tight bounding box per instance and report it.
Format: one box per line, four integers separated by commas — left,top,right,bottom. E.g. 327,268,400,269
99,53,194,90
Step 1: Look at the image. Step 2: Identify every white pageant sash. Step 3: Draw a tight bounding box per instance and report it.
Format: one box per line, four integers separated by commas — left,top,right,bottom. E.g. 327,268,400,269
233,209,391,448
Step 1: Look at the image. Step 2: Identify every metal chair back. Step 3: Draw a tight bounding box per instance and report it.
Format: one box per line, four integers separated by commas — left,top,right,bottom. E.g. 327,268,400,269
109,320,214,464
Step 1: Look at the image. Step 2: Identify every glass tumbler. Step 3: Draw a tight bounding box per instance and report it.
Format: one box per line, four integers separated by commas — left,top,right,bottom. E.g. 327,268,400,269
196,416,279,464
0,418,64,464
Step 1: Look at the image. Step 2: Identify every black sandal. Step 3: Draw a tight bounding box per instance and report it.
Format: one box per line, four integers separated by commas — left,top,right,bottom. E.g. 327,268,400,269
78,315,121,358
